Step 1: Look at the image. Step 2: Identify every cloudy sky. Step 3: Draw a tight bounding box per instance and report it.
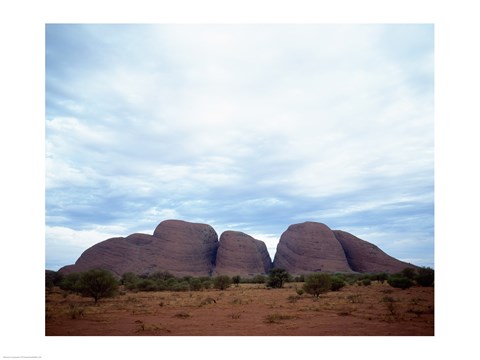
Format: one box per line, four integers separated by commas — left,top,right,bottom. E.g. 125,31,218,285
45,24,434,271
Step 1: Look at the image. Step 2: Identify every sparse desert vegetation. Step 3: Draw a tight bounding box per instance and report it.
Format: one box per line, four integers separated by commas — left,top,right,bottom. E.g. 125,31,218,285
46,267,434,336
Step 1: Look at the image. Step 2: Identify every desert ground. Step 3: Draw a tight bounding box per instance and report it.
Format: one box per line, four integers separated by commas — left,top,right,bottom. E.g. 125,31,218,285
45,281,433,336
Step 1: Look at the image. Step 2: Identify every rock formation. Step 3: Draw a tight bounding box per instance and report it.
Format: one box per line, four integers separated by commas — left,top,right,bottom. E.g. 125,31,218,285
273,221,417,274
59,220,218,277
333,230,414,273
273,222,352,274
214,231,272,276
58,219,417,277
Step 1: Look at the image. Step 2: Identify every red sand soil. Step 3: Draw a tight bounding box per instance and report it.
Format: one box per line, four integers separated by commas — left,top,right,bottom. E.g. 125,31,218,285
45,282,434,336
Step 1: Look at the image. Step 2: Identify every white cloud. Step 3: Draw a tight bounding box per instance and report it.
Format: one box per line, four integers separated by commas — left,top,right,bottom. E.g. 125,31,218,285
46,225,125,247
45,225,126,269
250,233,282,260
45,24,434,269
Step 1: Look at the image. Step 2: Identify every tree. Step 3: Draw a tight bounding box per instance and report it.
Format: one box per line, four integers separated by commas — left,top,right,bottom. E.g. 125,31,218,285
121,272,140,290
303,273,331,298
213,275,232,290
401,267,417,280
59,272,83,293
45,270,56,289
415,267,434,287
78,269,118,304
232,275,241,287
267,268,291,288
373,272,388,284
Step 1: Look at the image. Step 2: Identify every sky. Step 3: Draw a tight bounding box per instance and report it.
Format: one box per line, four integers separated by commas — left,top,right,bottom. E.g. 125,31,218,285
45,24,434,271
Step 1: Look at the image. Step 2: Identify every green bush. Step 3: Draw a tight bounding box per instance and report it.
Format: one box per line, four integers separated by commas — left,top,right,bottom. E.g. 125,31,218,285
121,272,140,290
303,273,331,298
362,278,372,286
343,273,362,285
201,279,213,289
401,267,417,280
172,281,190,292
59,272,83,293
213,275,232,290
330,276,346,291
188,278,203,291
150,271,175,281
137,279,158,291
387,275,414,290
373,272,389,284
45,271,55,289
252,274,267,284
46,270,64,289
415,267,434,287
232,275,241,287
267,268,291,288
77,269,119,304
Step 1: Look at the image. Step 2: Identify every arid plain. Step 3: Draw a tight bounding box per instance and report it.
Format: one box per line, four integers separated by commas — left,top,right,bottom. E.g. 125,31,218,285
46,281,433,336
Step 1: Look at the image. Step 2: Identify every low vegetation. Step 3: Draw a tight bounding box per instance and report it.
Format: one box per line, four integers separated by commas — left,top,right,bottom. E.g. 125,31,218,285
59,268,118,304
267,268,291,288
213,275,233,290
302,273,332,298
48,266,434,302
46,266,434,335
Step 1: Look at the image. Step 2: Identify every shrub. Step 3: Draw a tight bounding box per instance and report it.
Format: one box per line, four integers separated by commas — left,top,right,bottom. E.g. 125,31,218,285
172,281,190,292
137,279,158,291
303,273,331,298
415,267,434,287
232,275,241,287
401,267,417,280
373,272,389,284
174,312,191,319
213,275,232,290
78,269,119,304
330,276,346,291
264,313,296,323
252,274,267,284
387,275,414,290
46,270,65,289
267,268,291,288
201,279,213,289
45,271,55,289
150,271,175,281
382,296,397,314
68,303,85,319
294,274,305,282
166,277,177,288
59,272,83,293
296,288,305,296
188,278,203,291
362,278,372,286
344,274,361,285
121,272,140,290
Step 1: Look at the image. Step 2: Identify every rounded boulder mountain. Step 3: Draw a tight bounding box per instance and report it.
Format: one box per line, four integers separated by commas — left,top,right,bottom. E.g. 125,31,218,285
333,230,417,273
59,220,219,277
152,219,219,276
214,231,272,276
273,222,353,274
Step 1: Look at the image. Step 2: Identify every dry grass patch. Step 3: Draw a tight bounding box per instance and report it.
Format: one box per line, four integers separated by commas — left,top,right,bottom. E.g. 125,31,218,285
264,313,297,323
173,312,191,319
